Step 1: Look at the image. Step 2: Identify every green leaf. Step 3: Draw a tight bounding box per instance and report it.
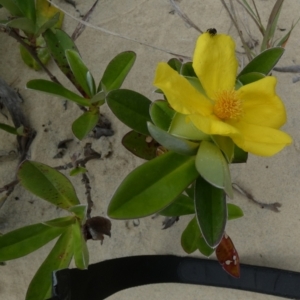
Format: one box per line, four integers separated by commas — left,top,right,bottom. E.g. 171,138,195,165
43,29,83,94
0,0,23,16
184,76,207,96
0,122,17,135
148,122,199,156
107,151,199,219
232,144,248,163
18,160,80,209
106,89,151,135
159,194,194,216
122,131,158,160
238,47,285,77
168,113,210,141
26,80,90,106
72,111,99,140
181,217,201,254
238,72,265,85
211,135,234,163
197,236,214,257
6,17,35,34
69,204,87,223
13,0,36,22
66,49,94,98
69,166,87,176
43,216,76,228
149,100,176,131
35,12,60,36
194,176,227,248
90,91,105,105
25,227,73,300
72,220,89,269
0,223,64,261
181,62,197,77
228,203,244,220
168,58,182,73
195,141,233,198
99,51,136,92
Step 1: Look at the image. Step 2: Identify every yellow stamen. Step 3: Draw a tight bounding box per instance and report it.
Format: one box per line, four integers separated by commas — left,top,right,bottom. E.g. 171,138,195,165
213,90,243,120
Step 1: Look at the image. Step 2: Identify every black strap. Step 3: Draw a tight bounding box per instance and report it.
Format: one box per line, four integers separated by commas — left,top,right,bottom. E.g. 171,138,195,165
49,255,300,300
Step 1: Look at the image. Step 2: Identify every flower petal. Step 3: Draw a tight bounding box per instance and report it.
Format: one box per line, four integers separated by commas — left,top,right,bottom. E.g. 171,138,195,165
154,62,212,115
231,121,292,156
237,76,287,128
193,33,238,100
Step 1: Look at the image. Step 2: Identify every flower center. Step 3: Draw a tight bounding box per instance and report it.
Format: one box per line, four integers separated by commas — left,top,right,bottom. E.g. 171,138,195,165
213,90,243,121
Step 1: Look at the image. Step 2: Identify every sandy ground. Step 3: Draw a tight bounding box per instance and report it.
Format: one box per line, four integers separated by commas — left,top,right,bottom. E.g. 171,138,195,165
1,0,300,299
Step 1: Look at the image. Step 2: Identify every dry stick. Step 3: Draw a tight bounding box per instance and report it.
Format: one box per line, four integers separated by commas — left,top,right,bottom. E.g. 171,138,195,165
221,0,253,61
47,0,192,60
232,183,282,212
82,173,93,219
169,0,202,33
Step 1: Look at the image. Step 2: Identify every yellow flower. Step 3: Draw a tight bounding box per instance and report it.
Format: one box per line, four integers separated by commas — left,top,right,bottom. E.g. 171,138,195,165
153,33,292,156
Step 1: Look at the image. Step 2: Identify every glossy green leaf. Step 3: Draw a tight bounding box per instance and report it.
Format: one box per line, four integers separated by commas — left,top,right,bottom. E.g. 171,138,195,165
197,235,214,257
69,166,87,176
66,49,94,98
35,12,60,36
69,204,87,223
72,111,99,140
238,72,265,85
72,220,89,269
25,227,73,300
0,122,17,135
159,194,194,216
26,80,90,106
18,160,80,209
6,17,35,34
107,151,199,219
90,91,105,105
148,122,199,156
149,100,175,131
211,135,234,163
181,217,200,254
232,144,248,163
0,0,23,16
194,176,227,248
181,62,196,77
43,216,76,228
228,203,244,220
168,58,182,73
0,223,64,261
238,47,284,77
122,131,158,160
43,29,82,94
106,89,151,135
168,113,210,141
196,141,233,198
13,0,35,22
99,51,136,92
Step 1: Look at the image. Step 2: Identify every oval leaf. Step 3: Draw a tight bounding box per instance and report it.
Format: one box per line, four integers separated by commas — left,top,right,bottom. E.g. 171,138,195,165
148,122,199,156
0,223,64,261
211,135,234,163
159,194,194,216
6,17,35,34
228,203,244,220
194,176,227,248
13,0,35,22
232,144,248,163
181,217,201,254
149,100,175,131
0,122,17,135
107,151,199,219
69,204,88,223
106,89,151,135
25,227,73,300
72,111,99,140
238,47,285,77
168,58,182,73
18,160,80,209
72,220,89,269
26,79,90,106
122,131,158,160
238,72,265,85
0,0,23,16
43,216,76,228
99,51,136,92
196,141,233,198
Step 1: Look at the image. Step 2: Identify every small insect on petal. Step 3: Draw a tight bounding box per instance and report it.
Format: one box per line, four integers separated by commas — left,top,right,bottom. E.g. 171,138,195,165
216,233,240,278
207,28,217,36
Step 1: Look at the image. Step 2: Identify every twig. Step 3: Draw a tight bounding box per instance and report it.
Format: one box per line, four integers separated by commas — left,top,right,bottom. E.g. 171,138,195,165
169,0,202,33
82,173,93,219
0,180,19,195
232,183,282,212
273,65,300,73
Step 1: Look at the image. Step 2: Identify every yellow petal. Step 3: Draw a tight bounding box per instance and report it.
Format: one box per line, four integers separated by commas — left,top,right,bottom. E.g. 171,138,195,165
153,63,212,115
188,113,240,137
193,33,238,100
237,76,287,128
231,121,292,156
